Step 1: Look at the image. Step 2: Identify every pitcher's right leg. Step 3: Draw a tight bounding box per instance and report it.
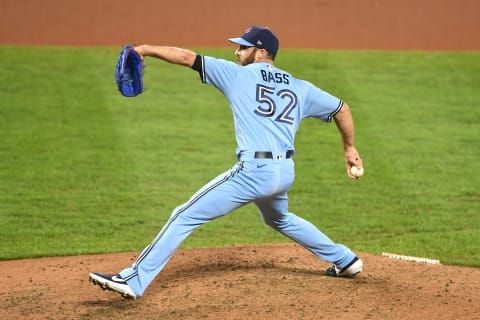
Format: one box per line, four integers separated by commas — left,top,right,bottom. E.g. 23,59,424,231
255,195,360,272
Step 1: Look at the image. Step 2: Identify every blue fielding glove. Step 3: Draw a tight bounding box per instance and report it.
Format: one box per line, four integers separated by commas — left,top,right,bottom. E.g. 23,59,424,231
115,45,145,97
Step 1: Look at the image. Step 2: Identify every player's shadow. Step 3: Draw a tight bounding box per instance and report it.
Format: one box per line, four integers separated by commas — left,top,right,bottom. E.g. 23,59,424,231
158,257,327,280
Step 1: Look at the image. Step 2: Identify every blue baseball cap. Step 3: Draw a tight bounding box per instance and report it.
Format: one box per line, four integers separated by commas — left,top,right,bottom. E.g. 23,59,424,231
229,26,279,55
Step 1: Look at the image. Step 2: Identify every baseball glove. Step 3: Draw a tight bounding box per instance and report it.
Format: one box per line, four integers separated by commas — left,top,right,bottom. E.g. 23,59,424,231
115,45,145,97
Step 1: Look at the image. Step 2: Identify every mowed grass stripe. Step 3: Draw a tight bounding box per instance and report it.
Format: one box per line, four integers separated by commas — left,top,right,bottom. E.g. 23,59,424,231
0,47,478,266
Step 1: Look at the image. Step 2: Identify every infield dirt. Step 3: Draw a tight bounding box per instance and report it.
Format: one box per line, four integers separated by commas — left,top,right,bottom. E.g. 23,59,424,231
1,1,479,319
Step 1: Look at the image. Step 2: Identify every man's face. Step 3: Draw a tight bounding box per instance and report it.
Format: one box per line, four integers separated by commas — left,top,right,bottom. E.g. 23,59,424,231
235,45,258,66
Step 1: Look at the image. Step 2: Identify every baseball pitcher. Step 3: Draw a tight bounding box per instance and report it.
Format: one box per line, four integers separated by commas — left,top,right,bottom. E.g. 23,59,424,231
90,26,364,299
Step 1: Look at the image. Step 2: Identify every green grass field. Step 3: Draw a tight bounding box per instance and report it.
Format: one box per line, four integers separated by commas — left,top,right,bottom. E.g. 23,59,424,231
0,47,478,266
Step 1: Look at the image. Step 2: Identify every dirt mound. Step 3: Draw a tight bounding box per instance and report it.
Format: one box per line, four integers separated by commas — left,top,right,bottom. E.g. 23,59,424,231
1,244,479,319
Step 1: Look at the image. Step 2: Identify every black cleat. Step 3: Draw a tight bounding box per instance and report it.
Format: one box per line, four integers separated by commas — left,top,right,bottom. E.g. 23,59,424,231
89,272,137,299
326,257,363,277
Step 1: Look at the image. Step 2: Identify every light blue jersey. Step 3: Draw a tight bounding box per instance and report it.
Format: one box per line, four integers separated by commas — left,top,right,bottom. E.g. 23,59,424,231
200,56,343,156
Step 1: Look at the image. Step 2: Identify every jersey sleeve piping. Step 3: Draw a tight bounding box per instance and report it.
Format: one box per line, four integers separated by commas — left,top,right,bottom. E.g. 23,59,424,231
191,54,206,83
327,100,344,122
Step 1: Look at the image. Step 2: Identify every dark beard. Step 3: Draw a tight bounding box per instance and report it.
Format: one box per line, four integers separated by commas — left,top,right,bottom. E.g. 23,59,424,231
242,48,258,66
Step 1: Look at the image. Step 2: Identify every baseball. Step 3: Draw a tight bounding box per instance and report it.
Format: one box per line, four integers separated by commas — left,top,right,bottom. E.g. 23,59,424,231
350,166,364,177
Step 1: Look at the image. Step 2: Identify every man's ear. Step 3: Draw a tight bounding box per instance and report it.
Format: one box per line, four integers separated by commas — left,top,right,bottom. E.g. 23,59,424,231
255,49,266,61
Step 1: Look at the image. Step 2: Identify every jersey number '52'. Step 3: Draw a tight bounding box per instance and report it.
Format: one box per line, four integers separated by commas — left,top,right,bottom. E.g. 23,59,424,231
254,84,298,125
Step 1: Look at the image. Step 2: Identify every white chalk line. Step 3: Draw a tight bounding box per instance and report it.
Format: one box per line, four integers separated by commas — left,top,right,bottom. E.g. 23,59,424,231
381,252,441,265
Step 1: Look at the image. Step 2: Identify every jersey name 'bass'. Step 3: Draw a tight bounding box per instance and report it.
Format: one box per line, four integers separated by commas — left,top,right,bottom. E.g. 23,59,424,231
261,70,290,84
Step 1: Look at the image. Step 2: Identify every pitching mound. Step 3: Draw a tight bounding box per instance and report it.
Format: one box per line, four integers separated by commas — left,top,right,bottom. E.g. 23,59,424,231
1,243,479,319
